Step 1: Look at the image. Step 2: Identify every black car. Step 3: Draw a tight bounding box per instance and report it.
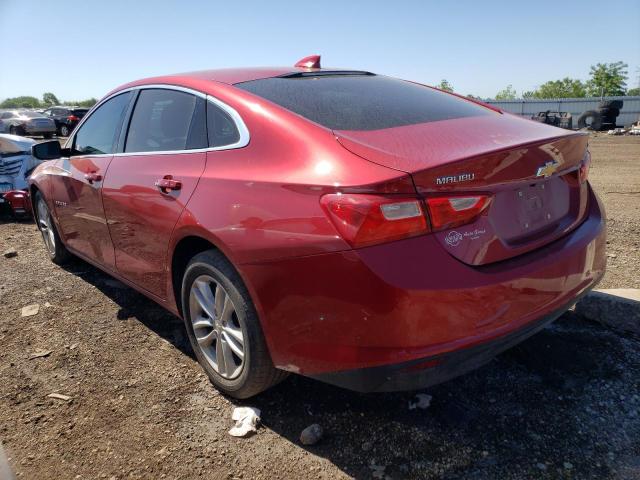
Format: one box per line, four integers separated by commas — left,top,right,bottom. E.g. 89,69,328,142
42,106,89,137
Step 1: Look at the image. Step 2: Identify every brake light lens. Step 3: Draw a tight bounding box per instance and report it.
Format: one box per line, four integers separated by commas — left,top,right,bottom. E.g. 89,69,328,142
425,195,491,231
321,194,428,248
579,151,591,183
67,115,79,122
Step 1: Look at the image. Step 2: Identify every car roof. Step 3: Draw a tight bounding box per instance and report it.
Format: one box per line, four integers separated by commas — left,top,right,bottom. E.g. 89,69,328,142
175,67,320,85
129,66,368,87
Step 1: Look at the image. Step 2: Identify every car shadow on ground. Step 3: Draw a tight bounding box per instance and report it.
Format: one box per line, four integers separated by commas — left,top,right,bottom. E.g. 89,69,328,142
61,256,640,480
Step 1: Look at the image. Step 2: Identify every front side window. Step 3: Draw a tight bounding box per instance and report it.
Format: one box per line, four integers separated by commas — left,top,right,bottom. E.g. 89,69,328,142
74,93,131,155
125,89,207,153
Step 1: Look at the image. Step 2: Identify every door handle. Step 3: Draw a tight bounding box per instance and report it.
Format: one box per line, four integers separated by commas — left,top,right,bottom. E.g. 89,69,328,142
84,172,102,183
155,176,182,193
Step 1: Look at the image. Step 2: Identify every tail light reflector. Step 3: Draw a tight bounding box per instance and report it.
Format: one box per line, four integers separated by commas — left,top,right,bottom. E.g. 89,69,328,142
426,195,491,231
321,194,428,248
67,115,79,122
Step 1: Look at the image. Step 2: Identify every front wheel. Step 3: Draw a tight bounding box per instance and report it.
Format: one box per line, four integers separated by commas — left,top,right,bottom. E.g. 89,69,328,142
34,191,71,264
181,250,287,398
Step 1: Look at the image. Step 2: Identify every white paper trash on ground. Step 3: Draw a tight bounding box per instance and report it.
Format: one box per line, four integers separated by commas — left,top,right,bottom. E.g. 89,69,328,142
229,407,261,437
408,393,432,410
0,442,15,480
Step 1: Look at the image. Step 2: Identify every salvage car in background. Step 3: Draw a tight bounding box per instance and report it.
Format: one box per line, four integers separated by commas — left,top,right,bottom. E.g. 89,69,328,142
0,134,39,217
28,56,606,399
42,106,89,137
0,110,56,138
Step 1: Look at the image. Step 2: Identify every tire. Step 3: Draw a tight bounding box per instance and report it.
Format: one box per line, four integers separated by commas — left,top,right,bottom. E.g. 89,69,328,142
181,249,288,398
59,124,70,137
34,191,72,265
577,110,603,131
598,100,623,110
597,107,620,119
9,125,23,136
599,114,617,125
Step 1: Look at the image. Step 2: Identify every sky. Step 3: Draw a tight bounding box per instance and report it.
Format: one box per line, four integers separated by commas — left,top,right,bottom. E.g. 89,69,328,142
1,0,639,102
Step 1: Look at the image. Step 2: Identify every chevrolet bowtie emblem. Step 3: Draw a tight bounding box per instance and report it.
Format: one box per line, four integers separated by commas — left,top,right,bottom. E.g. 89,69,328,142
536,160,559,178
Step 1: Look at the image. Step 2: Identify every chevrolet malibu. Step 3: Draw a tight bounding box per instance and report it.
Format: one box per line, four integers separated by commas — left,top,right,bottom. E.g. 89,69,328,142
29,56,606,398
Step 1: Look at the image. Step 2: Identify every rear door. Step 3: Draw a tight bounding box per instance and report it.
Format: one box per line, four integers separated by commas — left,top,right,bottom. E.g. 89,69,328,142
102,87,209,298
50,92,133,267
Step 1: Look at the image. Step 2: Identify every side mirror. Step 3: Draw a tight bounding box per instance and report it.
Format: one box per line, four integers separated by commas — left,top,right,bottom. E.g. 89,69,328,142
31,140,63,160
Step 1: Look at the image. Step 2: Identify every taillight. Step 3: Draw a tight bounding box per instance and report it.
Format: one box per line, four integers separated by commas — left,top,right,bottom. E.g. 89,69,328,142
67,115,79,122
579,150,591,183
321,194,429,248
321,193,492,248
425,195,491,231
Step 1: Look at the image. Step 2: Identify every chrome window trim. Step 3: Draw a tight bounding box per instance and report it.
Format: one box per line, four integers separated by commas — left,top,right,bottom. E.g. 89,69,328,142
65,84,250,156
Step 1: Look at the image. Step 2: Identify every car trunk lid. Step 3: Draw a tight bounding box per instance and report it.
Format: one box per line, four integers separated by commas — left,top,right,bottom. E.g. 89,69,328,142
335,115,590,265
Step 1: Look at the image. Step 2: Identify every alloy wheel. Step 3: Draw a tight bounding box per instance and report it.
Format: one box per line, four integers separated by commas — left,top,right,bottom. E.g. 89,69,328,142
189,275,245,379
37,198,56,254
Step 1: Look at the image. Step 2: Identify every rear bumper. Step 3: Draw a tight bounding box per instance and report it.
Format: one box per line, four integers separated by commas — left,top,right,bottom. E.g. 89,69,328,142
24,124,56,134
1,190,31,215
308,288,592,392
241,185,606,382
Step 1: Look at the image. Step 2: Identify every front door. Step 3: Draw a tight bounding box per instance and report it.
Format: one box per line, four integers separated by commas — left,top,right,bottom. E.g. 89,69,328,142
51,92,132,268
102,88,209,298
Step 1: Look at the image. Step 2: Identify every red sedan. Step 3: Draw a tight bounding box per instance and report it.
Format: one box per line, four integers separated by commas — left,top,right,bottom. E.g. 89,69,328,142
29,56,606,398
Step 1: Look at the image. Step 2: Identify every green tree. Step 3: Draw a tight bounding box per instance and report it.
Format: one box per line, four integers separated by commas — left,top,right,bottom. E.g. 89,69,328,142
495,85,517,100
628,87,640,96
466,94,482,100
42,92,60,106
436,79,454,92
0,96,41,108
62,98,97,107
532,78,586,98
586,61,628,96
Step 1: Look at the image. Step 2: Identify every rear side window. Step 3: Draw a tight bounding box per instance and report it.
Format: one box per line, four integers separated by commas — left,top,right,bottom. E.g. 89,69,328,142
207,102,240,147
74,92,131,155
125,89,207,153
235,74,493,131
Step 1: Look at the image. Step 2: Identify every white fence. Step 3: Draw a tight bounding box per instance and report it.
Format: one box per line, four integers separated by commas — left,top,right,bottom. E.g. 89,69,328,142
484,96,640,128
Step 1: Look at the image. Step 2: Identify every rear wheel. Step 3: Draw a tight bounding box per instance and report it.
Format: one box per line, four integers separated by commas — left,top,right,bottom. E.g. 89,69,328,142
9,125,23,136
181,249,287,398
34,191,71,264
59,124,70,137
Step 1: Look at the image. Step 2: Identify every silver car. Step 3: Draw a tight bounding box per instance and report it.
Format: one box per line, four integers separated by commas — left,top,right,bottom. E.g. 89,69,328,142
0,133,39,193
0,110,56,138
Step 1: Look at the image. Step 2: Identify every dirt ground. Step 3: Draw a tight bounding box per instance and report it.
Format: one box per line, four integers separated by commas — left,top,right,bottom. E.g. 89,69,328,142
0,134,639,480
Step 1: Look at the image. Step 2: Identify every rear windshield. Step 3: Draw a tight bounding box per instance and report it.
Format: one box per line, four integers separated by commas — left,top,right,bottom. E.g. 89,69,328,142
235,74,493,131
71,109,89,117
